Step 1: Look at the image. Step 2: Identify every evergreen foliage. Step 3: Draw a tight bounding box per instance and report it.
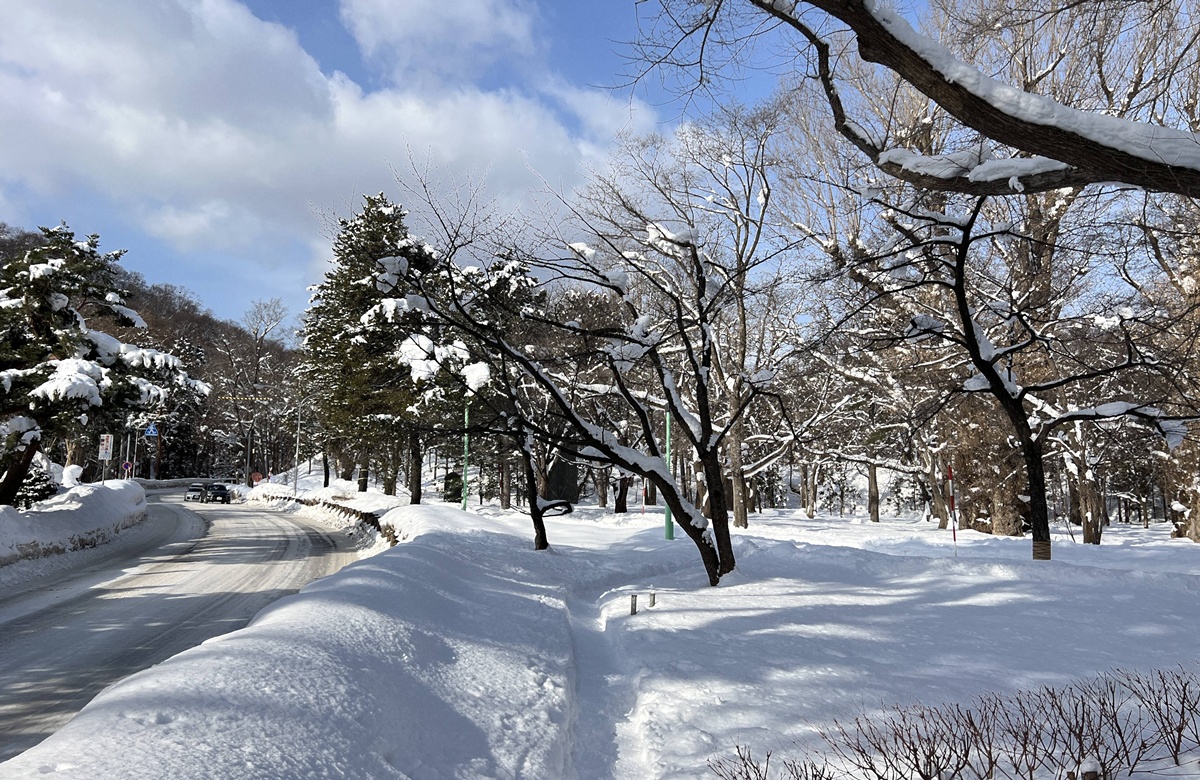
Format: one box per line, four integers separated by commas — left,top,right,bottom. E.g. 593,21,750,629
14,463,57,509
302,194,439,493
0,223,204,504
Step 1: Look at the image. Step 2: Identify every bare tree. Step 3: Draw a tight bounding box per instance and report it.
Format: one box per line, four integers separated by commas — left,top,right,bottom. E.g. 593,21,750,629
636,0,1200,197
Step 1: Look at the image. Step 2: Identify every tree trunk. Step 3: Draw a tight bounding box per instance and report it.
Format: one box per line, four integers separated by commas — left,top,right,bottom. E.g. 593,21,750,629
650,469,722,586
322,451,330,488
614,475,631,513
357,453,369,493
1022,440,1052,559
520,446,549,550
499,461,511,509
700,453,736,576
729,426,750,529
867,463,880,523
406,432,422,504
805,463,819,519
596,467,609,508
923,459,949,529
0,442,41,506
646,478,657,505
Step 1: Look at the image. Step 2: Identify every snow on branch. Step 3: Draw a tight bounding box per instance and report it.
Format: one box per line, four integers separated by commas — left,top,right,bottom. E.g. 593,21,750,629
749,0,1200,196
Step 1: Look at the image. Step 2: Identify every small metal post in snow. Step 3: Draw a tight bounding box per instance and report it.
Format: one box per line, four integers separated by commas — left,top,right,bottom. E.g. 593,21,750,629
630,594,638,615
648,592,656,608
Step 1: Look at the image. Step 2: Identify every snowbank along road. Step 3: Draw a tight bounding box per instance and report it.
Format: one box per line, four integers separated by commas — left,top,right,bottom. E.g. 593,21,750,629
0,493,356,761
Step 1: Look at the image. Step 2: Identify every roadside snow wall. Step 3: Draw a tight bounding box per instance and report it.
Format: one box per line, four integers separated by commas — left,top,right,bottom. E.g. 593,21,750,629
0,481,148,568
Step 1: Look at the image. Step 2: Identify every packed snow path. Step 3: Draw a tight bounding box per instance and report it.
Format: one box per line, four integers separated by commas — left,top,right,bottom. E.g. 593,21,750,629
0,495,355,760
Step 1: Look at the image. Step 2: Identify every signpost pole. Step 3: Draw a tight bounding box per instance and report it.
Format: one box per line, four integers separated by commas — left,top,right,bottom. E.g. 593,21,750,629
99,434,113,483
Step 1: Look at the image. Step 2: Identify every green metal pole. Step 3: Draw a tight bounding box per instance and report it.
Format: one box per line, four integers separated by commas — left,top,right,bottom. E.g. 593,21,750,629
462,402,470,512
665,412,674,540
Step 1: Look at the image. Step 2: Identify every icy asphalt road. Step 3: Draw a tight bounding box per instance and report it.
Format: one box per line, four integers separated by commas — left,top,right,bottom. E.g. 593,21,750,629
0,494,356,761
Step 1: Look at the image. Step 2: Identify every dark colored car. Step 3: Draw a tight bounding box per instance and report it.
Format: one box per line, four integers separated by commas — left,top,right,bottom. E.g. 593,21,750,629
204,483,232,504
184,483,206,502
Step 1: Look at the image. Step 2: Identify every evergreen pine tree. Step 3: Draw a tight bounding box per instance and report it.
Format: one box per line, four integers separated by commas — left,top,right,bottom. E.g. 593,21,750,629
0,224,204,504
302,194,438,495
14,463,57,509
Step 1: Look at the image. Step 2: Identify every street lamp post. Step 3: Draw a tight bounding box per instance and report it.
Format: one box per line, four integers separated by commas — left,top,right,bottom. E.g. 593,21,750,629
294,402,302,497
665,412,674,540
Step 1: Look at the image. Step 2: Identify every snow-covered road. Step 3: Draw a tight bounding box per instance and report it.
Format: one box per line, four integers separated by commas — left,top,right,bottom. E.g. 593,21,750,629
0,496,356,761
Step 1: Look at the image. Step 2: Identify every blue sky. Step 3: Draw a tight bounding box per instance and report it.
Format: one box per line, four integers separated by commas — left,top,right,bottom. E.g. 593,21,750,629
0,1,672,324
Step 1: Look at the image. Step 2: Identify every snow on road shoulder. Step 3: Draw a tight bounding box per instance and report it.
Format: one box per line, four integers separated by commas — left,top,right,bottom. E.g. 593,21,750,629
0,481,147,580
0,504,601,779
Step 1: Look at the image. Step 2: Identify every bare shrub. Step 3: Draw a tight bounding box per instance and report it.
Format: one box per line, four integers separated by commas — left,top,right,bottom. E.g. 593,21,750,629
711,667,1200,779
710,745,776,780
996,687,1060,780
1122,667,1200,765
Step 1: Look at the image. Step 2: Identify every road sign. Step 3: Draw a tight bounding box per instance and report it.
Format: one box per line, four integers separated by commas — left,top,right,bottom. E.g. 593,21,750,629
144,423,159,437
121,461,132,473
99,434,114,461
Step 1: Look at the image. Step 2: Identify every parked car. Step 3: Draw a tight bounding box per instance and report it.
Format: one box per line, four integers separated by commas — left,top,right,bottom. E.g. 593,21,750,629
204,483,232,504
184,483,206,502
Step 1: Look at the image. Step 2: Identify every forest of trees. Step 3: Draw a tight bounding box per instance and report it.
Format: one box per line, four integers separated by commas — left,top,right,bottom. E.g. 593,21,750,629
0,221,303,495
5,0,1200,586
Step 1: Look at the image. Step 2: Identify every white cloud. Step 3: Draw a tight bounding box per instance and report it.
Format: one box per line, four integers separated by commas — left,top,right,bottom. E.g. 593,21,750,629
0,0,658,318
337,0,541,84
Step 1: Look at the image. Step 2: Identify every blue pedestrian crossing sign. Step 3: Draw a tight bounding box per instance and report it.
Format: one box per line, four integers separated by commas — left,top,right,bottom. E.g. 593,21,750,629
144,423,159,437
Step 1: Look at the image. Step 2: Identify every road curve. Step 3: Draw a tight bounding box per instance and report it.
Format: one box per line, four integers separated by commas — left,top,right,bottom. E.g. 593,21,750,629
0,495,357,761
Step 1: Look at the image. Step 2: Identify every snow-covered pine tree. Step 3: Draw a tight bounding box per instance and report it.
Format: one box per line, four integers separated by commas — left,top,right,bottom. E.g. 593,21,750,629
14,462,57,509
302,194,439,497
0,224,205,505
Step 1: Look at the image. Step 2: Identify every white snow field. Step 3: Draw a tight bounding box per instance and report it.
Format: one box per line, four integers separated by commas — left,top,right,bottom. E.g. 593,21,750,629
2,487,1200,778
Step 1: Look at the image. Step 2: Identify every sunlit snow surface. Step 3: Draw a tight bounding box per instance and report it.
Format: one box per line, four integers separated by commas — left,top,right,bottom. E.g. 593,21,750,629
3,487,1200,779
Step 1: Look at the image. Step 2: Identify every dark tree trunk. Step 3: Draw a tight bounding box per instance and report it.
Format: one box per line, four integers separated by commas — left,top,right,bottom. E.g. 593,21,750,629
357,454,369,493
700,453,735,576
407,431,423,504
322,451,330,488
653,471,722,586
614,475,631,513
520,447,549,550
867,463,880,523
0,442,40,507
1021,439,1052,559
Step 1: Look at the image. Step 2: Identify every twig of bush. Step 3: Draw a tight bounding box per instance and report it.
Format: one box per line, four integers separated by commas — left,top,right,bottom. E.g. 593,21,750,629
710,665,1200,779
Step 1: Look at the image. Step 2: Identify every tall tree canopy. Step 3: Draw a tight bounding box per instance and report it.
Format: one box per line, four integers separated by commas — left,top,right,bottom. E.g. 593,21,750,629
0,224,204,504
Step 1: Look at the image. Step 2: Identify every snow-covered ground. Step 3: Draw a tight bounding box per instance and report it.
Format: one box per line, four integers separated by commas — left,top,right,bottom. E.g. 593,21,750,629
3,479,1200,778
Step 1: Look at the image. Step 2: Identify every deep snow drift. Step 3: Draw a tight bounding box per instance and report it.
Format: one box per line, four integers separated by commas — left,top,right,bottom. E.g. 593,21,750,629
2,489,1200,778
